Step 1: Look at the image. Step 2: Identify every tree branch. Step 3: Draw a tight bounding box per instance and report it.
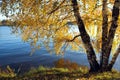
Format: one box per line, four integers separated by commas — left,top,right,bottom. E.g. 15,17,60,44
48,0,65,14
66,34,81,42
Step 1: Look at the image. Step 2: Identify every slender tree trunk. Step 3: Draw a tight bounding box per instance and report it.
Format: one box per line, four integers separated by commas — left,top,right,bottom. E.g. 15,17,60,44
108,45,120,71
100,0,120,71
71,0,100,72
100,0,109,71
103,0,120,71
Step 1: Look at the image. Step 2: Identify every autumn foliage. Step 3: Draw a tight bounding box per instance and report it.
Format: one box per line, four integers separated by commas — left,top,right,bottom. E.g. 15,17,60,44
1,0,120,72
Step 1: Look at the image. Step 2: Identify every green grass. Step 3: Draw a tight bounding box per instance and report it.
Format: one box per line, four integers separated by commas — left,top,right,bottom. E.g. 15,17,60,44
23,66,120,80
0,65,120,80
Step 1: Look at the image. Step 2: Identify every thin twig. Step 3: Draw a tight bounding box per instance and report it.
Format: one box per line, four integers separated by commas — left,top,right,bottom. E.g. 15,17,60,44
48,0,65,14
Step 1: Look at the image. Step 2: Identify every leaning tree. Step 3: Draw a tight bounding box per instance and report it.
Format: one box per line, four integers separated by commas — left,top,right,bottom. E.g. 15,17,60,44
1,0,120,72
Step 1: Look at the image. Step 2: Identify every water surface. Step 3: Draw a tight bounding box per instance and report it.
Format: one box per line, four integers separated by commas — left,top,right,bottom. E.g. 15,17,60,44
0,26,120,73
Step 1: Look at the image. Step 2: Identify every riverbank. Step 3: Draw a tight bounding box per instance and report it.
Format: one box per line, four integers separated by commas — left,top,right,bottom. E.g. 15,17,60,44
0,65,120,80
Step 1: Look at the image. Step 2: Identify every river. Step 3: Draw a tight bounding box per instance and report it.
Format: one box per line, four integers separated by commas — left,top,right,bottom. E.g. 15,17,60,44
0,26,120,73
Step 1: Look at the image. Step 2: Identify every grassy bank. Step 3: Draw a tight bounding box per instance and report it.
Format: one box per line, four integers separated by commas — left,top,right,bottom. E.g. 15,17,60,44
0,65,120,80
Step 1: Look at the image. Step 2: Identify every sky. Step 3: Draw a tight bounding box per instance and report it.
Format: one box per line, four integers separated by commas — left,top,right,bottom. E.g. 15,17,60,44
0,0,5,21
0,14,7,20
